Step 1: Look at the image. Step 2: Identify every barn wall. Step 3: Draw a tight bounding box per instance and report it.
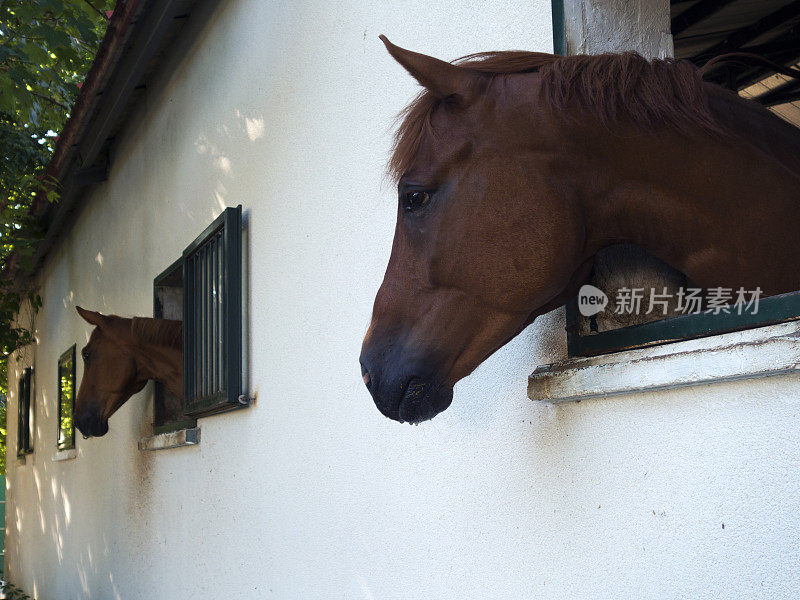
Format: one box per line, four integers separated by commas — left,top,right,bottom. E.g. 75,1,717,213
5,0,799,598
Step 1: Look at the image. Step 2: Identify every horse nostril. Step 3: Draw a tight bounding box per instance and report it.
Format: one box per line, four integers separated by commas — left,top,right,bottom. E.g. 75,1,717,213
403,377,427,402
360,361,372,390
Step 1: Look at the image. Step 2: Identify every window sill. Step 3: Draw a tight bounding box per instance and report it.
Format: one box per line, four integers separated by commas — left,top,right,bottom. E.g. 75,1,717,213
138,427,200,451
529,321,800,403
52,449,76,462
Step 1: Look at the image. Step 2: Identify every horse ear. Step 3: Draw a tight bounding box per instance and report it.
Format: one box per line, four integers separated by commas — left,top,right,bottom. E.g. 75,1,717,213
380,35,482,101
76,306,106,328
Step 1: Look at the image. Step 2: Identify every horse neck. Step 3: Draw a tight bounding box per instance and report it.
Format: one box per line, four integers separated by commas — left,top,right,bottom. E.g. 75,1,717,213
577,98,800,295
134,341,183,398
705,84,800,177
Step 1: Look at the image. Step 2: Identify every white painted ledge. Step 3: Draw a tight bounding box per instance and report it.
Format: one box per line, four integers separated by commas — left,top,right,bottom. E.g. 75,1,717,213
52,449,76,462
138,427,200,451
529,321,800,404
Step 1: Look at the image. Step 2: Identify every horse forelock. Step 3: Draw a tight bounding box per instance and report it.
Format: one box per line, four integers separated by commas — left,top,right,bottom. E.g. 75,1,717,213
389,51,726,181
131,317,183,349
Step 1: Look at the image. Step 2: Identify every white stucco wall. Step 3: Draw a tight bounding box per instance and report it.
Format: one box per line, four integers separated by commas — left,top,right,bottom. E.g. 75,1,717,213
5,0,800,599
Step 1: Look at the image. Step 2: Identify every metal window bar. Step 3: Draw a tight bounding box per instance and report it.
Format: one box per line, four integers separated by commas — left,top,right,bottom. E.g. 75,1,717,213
182,206,242,415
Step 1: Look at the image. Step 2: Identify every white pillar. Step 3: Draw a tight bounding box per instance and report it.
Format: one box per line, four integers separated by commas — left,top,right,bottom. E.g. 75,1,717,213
561,0,684,335
564,0,673,58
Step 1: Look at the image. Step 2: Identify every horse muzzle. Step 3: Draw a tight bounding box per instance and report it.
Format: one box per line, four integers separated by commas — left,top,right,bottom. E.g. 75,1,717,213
75,411,109,437
359,346,453,424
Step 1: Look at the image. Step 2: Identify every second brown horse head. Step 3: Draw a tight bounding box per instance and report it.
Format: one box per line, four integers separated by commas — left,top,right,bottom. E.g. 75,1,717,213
75,306,182,437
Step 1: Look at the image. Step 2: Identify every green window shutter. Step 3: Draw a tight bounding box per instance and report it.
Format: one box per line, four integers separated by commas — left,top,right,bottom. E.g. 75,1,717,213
566,290,800,357
551,0,566,56
182,205,243,416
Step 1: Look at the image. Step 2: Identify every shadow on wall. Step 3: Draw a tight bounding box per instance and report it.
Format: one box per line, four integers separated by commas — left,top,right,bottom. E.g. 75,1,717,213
8,102,272,598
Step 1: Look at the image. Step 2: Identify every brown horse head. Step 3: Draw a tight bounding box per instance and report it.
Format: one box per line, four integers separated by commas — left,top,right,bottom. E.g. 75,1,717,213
75,306,183,437
360,38,588,423
362,38,800,424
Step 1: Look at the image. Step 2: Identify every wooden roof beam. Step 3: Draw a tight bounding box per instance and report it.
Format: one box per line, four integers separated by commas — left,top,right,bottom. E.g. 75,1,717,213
690,0,800,64
671,0,737,36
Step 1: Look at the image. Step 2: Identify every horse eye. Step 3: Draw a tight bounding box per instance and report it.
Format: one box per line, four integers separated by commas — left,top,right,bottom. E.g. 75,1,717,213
81,349,90,363
403,191,431,213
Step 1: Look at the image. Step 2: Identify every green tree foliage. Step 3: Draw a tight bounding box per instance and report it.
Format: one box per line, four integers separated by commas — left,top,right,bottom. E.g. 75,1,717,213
0,0,113,471
1,579,35,599
1,0,112,276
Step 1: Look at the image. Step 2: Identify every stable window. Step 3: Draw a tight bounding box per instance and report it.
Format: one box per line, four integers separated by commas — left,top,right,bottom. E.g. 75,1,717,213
566,246,800,357
150,205,245,435
567,280,800,357
57,346,76,451
559,1,800,358
17,367,33,457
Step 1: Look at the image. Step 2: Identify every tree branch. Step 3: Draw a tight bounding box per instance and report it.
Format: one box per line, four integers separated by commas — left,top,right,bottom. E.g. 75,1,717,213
28,90,70,111
81,0,109,20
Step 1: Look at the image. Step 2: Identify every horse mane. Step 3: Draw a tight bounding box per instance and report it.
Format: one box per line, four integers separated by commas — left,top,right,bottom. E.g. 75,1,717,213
390,51,726,181
131,317,183,349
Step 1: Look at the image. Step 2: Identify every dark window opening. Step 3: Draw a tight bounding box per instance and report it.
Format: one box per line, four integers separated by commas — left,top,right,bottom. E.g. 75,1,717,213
153,258,194,434
17,367,34,457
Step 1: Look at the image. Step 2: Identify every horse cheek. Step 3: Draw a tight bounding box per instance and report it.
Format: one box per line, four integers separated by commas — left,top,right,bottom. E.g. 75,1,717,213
74,370,96,416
